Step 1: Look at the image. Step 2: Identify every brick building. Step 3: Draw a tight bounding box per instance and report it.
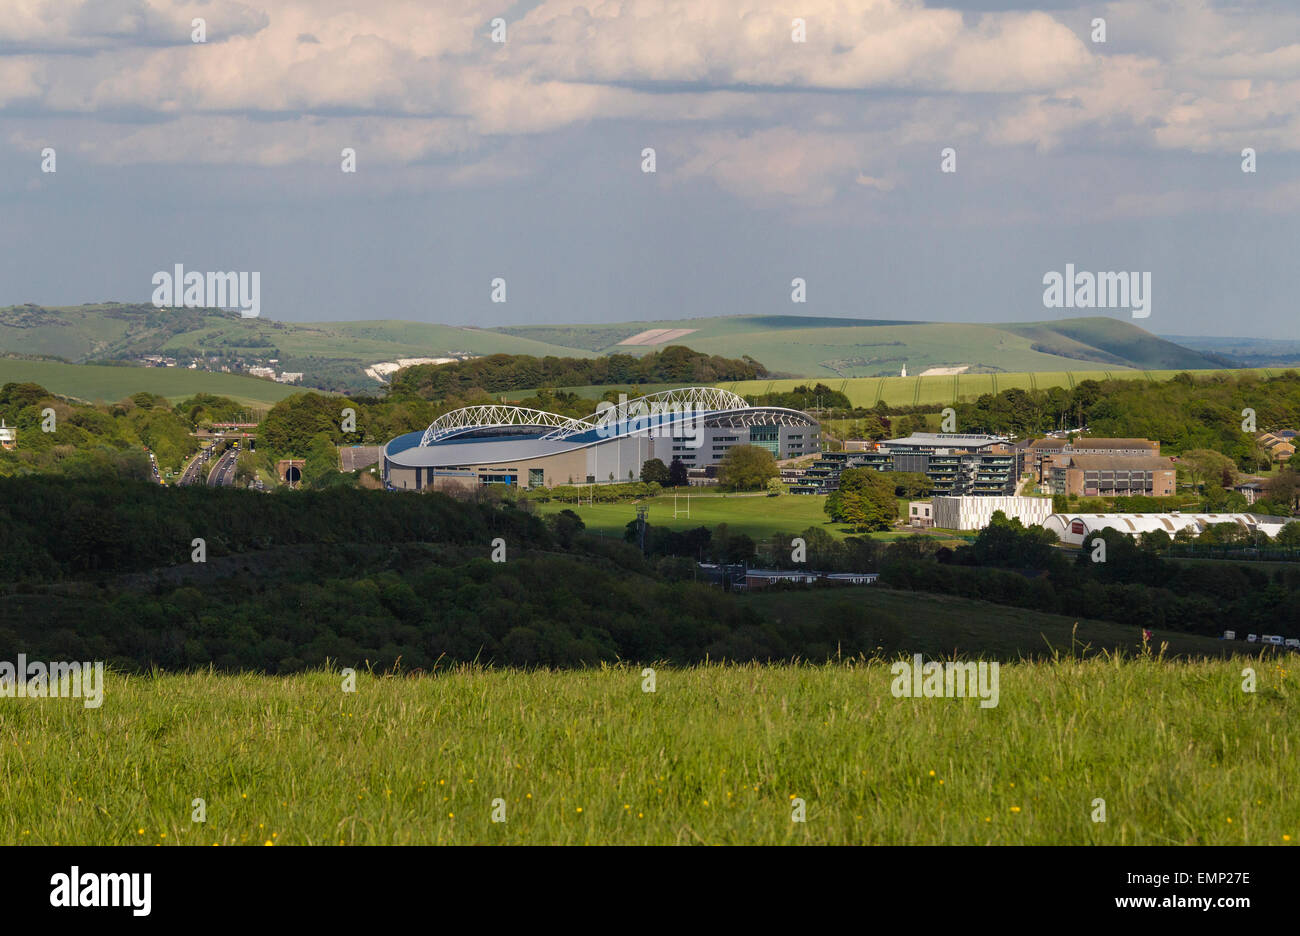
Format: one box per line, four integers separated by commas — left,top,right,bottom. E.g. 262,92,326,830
1047,454,1176,497
1027,437,1161,484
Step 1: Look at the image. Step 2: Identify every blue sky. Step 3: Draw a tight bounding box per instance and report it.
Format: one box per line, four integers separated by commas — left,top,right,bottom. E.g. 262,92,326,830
0,0,1297,337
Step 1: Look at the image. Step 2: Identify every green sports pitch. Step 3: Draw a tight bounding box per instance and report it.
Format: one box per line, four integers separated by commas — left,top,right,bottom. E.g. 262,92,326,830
530,492,964,543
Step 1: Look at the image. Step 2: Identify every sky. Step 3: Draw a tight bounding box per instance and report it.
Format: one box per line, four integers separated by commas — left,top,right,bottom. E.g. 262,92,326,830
0,0,1297,337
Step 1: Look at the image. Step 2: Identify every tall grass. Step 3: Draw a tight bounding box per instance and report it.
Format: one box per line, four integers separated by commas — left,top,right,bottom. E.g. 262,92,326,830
1,657,1294,845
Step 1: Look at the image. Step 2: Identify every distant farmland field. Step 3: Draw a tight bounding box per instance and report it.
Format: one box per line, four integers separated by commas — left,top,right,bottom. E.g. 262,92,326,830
720,368,1279,408
507,368,1282,410
0,359,306,408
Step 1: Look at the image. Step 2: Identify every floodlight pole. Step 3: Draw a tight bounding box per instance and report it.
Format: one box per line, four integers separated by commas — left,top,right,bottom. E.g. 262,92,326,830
636,505,649,555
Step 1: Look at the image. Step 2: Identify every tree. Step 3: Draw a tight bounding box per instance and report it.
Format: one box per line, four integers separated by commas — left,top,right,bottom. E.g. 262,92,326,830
641,458,670,484
1138,529,1172,552
549,509,585,548
1276,521,1300,547
1267,469,1300,512
1179,449,1236,491
668,459,689,487
766,477,784,496
234,451,257,485
824,467,895,531
893,472,933,498
967,511,1062,570
303,432,344,488
717,445,778,491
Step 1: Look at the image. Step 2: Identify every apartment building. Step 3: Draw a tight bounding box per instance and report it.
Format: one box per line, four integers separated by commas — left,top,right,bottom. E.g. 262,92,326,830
791,433,1021,497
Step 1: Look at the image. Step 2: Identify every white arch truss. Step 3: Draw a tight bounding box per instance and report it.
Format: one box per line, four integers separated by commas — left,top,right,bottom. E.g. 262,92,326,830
420,405,592,446
705,407,817,429
630,386,749,413
538,386,752,440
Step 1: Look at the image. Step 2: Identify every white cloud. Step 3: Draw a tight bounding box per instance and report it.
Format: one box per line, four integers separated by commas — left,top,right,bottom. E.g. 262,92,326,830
1,0,1297,220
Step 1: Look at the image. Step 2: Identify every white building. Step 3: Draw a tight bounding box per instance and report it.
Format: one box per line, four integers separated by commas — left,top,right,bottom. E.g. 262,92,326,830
908,501,933,527
1044,513,1293,546
932,495,1053,531
0,420,15,450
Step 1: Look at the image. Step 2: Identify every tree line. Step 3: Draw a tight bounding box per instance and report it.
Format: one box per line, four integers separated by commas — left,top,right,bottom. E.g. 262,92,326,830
386,345,768,399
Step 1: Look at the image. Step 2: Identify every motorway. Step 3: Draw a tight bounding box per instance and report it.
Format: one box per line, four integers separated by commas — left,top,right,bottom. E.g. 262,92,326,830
207,447,239,487
177,447,214,486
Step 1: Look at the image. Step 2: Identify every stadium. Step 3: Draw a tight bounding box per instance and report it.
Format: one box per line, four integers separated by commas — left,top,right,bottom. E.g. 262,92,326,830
382,387,821,491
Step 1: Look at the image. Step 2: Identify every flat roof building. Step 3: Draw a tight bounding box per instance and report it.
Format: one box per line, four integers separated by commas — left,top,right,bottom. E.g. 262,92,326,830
932,495,1053,531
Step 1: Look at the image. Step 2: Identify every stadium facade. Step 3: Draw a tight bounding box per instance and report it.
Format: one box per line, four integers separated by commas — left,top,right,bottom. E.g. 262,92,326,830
382,387,821,491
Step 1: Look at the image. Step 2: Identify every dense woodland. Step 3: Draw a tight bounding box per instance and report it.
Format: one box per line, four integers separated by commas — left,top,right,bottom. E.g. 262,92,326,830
387,345,767,399
3,479,1298,673
0,476,895,671
743,383,852,410
881,514,1300,638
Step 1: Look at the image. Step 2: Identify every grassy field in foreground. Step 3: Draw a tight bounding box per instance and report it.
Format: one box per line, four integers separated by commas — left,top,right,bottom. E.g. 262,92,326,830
1,661,1294,845
0,359,304,408
531,492,942,542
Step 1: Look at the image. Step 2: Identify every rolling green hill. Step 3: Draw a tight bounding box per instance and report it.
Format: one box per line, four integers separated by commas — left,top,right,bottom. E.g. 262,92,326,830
0,358,303,408
0,304,591,363
0,305,1225,392
0,304,594,394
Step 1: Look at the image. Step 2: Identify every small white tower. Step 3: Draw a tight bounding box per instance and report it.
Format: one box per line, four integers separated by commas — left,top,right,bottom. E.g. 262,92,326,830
900,362,908,378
